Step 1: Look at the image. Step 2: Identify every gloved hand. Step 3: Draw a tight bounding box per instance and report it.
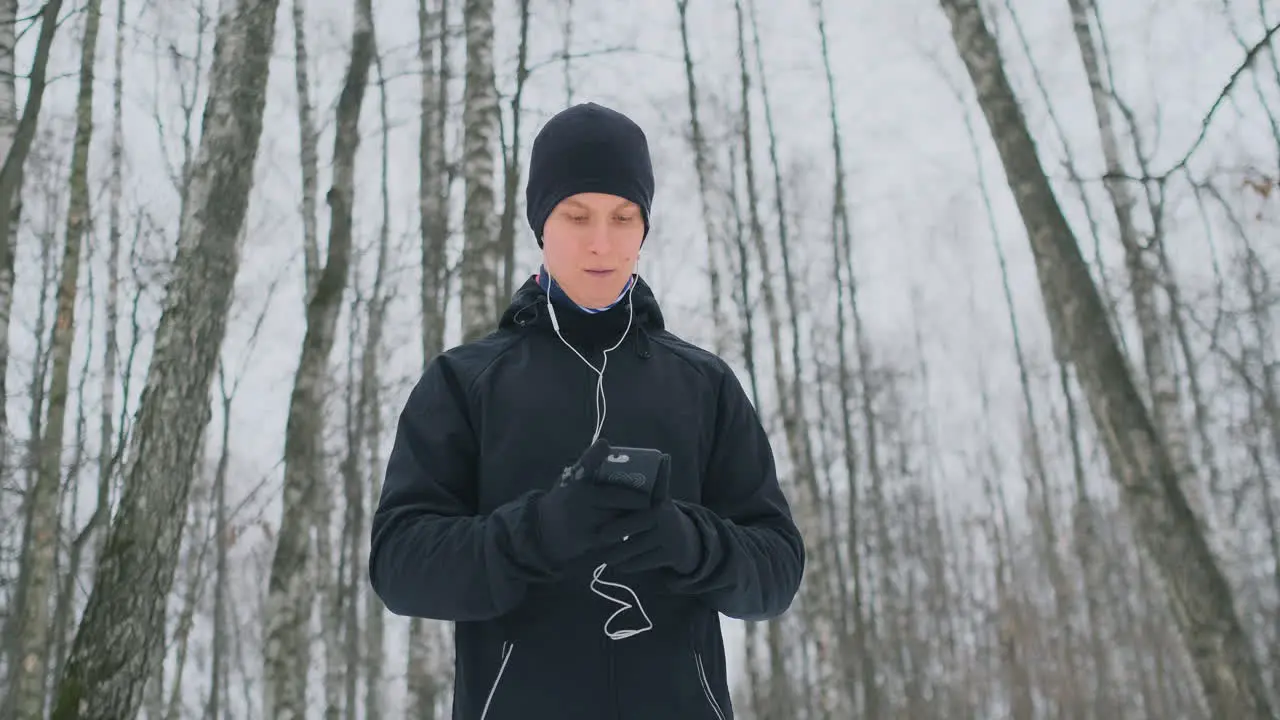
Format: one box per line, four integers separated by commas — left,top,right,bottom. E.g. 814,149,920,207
534,437,652,567
594,457,702,575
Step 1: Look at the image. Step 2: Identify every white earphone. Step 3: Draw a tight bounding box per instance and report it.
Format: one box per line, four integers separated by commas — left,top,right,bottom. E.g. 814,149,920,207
543,265,652,640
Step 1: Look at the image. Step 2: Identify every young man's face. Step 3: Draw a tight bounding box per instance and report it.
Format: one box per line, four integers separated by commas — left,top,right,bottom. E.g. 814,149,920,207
541,192,645,307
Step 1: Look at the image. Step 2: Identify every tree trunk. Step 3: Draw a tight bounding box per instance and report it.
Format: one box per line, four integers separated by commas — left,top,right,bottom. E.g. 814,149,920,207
204,374,233,720
459,0,501,342
97,0,126,582
956,81,1080,708
50,305,96,703
4,206,53,680
47,0,282,714
0,0,62,489
558,0,574,103
264,0,373,716
5,3,100,716
675,0,728,356
360,51,393,720
812,0,879,712
1066,0,1213,535
497,0,528,301
409,0,453,713
1237,239,1280,686
752,2,846,712
419,0,450,373
0,0,19,485
163,502,213,720
292,0,321,299
937,1,1275,716
1059,361,1117,718
737,3,839,714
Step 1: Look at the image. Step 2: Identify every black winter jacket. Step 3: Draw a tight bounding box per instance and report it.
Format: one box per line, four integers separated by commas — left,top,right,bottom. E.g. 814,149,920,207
369,275,805,720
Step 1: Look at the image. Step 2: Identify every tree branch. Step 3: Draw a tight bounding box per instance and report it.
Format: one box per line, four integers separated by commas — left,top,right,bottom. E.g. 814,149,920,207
1104,19,1280,184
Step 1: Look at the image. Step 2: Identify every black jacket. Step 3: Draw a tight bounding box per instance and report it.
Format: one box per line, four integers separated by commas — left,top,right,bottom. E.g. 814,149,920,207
369,275,805,719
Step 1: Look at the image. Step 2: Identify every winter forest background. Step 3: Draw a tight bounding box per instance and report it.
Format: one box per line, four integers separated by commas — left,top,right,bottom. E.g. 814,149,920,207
0,0,1278,717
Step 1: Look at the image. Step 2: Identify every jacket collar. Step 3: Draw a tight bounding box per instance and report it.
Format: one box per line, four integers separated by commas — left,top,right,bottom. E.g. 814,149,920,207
500,274,664,353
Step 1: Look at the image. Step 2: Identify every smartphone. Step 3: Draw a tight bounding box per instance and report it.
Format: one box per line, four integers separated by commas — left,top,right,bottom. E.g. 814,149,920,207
594,446,668,499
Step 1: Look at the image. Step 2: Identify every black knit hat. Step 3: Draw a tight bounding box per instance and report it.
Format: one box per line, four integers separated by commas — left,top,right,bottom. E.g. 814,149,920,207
525,102,655,246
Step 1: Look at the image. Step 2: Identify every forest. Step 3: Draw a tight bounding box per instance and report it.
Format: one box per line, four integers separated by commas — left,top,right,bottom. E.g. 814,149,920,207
0,0,1278,718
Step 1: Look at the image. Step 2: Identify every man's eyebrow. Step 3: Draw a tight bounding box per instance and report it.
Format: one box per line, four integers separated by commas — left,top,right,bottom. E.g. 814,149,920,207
612,199,638,211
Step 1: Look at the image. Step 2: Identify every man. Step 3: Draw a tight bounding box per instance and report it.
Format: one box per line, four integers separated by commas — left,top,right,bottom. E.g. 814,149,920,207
369,101,805,719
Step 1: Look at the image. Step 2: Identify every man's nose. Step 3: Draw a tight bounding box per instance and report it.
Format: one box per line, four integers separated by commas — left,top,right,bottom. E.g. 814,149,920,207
585,222,610,253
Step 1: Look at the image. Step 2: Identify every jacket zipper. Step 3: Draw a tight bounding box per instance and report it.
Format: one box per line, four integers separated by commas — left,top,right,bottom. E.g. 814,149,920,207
480,641,514,720
695,652,726,720
696,650,727,717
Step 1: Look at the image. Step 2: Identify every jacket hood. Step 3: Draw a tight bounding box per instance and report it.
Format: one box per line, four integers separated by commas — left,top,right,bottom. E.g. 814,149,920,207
499,273,667,333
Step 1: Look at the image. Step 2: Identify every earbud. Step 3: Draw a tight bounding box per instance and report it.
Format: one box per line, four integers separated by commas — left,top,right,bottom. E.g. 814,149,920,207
547,301,561,333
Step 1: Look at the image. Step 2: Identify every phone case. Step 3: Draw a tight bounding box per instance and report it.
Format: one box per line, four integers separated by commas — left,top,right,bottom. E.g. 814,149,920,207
595,446,667,499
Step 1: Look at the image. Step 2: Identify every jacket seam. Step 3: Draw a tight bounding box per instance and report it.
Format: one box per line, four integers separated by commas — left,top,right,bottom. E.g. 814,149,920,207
462,331,528,404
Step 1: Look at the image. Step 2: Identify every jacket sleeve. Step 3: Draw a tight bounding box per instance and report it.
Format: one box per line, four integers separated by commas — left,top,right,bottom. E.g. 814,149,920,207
666,362,806,620
368,354,559,621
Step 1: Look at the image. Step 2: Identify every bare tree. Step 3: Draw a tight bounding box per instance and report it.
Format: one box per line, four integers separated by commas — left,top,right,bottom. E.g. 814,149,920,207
264,0,374,716
409,0,454,713
1066,0,1213,534
809,0,884,714
292,0,320,302
936,0,1276,716
675,0,728,356
497,0,529,300
356,43,394,720
204,367,233,720
5,3,102,716
459,0,501,342
0,0,18,485
419,0,450,371
47,0,283,714
0,0,64,486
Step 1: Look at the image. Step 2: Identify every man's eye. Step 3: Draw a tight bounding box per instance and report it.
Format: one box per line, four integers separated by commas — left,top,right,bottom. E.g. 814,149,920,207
614,215,635,223
568,214,588,223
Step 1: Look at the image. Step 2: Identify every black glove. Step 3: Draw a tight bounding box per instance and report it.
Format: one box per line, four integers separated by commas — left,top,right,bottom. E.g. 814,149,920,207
534,438,652,567
594,456,702,575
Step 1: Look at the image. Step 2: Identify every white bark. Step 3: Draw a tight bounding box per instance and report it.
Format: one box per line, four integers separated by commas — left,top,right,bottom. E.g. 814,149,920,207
675,0,728,356
459,0,501,342
936,1,1275,716
361,41,392,720
48,0,282,715
264,0,374,716
0,0,17,485
409,1,453,713
293,0,320,300
6,3,101,716
419,0,449,368
1066,0,1213,537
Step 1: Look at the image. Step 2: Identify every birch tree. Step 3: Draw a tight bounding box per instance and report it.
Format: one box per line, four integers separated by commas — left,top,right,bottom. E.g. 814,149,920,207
1065,0,1213,532
408,0,454,713
936,0,1275,716
264,0,374,716
5,3,101,716
47,0,283,714
419,0,450,368
674,0,728,356
459,0,501,342
0,0,18,485
354,45,394,720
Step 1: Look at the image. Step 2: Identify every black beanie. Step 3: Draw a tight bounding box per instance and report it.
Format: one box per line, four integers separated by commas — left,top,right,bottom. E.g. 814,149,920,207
525,102,655,246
